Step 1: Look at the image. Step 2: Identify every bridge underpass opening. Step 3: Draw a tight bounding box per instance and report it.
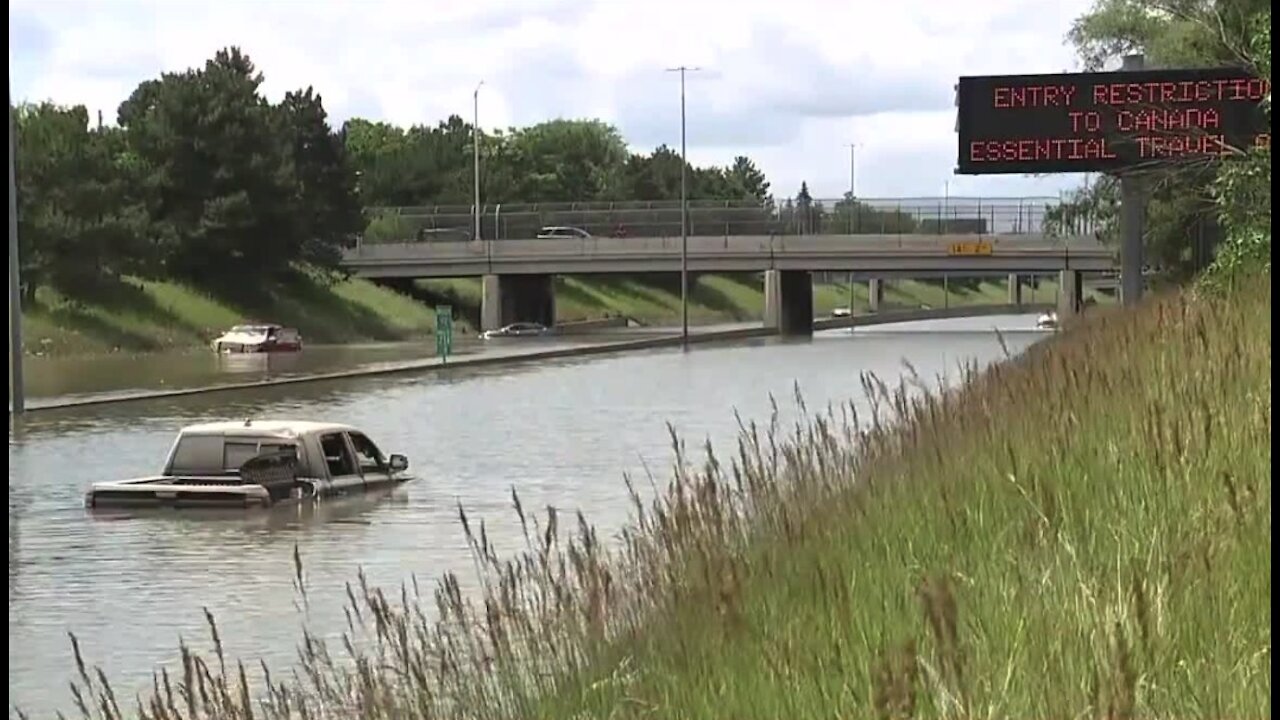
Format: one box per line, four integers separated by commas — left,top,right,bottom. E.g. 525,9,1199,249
481,274,557,331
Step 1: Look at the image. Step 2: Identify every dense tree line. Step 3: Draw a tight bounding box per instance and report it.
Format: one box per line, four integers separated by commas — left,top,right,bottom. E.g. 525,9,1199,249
14,41,1111,305
1043,0,1271,281
11,47,789,303
344,117,773,208
13,48,365,302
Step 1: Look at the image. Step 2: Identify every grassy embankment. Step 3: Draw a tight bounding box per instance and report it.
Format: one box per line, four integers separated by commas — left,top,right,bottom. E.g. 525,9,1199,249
418,273,1084,326
20,272,438,357
52,273,1267,719
23,272,1084,357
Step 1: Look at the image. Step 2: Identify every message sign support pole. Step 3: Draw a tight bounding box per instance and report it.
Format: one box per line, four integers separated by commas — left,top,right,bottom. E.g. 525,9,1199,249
1119,54,1147,308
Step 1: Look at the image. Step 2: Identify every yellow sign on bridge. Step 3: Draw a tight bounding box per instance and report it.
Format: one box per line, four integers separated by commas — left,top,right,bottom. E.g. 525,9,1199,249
948,240,994,256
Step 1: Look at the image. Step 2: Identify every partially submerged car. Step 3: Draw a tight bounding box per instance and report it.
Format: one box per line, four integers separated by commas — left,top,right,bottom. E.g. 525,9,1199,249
212,324,303,353
479,322,550,340
84,420,414,510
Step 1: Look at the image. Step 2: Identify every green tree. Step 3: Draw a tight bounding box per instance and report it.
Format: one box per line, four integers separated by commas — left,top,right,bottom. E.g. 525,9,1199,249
1068,0,1270,70
1065,0,1272,279
793,181,818,234
343,116,473,207
725,156,771,202
1203,8,1271,286
500,119,629,201
280,87,365,270
118,47,299,284
13,103,151,301
623,145,684,201
1043,176,1120,242
829,194,923,234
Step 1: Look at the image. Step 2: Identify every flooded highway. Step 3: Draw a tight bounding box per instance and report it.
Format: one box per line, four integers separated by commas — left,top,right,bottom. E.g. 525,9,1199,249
8,315,1048,715
21,326,705,405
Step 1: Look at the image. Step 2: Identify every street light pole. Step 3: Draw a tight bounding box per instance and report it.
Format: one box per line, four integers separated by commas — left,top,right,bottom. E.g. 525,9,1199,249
666,66,700,348
848,143,857,199
943,179,951,232
473,81,483,242
847,142,856,314
8,84,24,416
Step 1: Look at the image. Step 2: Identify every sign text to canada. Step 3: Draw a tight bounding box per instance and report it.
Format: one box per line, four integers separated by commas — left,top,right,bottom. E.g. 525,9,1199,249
955,67,1271,174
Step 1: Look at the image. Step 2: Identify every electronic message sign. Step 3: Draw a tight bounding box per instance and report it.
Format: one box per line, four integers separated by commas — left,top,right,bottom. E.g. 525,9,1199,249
956,66,1271,175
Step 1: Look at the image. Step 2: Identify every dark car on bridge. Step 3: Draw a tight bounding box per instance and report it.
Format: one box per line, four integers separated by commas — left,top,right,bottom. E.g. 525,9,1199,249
416,227,473,242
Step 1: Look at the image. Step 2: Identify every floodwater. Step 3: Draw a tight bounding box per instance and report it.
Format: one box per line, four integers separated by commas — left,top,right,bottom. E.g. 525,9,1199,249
8,315,1048,716
21,327,697,405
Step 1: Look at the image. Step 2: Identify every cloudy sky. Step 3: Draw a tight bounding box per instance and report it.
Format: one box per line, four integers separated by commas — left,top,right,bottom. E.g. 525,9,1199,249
9,0,1097,201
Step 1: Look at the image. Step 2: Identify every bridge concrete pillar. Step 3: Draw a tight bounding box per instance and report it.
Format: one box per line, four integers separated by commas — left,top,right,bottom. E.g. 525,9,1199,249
868,278,884,313
481,274,557,331
1007,274,1022,306
1058,270,1082,320
763,270,813,336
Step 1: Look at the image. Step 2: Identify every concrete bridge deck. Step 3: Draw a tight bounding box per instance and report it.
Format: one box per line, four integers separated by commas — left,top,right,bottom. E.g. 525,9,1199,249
341,234,1116,279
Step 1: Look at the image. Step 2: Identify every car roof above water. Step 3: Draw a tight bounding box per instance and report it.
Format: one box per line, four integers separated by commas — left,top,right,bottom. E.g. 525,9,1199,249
177,420,361,440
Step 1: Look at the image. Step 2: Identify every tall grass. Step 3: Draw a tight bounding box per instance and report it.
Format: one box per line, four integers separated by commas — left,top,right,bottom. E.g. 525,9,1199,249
30,274,1269,719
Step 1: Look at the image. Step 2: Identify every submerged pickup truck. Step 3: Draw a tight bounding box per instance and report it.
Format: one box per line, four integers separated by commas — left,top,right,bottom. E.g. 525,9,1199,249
85,420,415,509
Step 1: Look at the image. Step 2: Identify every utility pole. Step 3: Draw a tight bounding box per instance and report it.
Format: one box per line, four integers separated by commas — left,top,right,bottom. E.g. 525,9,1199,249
847,142,857,314
848,143,857,199
473,81,484,242
8,84,25,415
943,179,951,232
666,66,701,348
1119,54,1146,307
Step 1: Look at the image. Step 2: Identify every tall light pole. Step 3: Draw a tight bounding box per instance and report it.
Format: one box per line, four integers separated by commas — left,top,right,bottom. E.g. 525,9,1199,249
847,142,857,314
473,80,483,242
8,84,24,416
847,143,857,199
943,179,951,231
666,66,700,348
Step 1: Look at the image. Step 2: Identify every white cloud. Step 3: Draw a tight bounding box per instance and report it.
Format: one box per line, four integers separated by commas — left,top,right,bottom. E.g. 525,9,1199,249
8,0,1095,200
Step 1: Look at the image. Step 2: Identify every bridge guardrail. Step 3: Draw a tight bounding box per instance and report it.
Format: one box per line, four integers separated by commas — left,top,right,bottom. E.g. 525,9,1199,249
343,234,1114,262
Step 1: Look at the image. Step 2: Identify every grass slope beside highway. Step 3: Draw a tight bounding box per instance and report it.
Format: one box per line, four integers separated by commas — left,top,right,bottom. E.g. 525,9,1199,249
20,272,439,357
22,272,1087,358
419,273,1081,326
53,274,1262,720
521,275,1272,719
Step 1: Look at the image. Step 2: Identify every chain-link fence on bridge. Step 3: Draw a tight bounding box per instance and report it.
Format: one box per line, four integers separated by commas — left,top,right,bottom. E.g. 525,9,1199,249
360,196,1101,244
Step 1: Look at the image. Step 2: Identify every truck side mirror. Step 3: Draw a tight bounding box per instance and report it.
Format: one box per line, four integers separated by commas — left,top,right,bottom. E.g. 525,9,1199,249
389,454,409,473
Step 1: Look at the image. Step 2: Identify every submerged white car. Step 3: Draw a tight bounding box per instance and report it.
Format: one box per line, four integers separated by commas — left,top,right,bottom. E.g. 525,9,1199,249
1036,311,1059,330
211,324,303,353
479,322,550,339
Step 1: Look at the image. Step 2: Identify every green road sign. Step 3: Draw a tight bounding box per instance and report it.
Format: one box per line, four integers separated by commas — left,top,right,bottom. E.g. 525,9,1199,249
435,305,453,361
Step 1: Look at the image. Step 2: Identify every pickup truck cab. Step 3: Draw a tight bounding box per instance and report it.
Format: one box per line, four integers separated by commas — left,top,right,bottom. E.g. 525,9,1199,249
85,420,415,510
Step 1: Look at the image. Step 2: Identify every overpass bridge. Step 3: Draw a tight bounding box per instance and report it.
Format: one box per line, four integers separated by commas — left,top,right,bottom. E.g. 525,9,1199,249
345,196,1114,335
